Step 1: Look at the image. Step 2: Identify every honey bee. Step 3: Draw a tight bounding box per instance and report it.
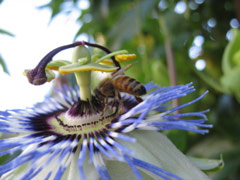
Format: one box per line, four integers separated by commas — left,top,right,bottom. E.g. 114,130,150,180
94,64,147,108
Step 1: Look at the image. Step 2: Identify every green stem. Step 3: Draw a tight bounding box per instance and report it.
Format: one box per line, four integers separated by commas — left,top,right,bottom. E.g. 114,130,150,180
72,46,92,101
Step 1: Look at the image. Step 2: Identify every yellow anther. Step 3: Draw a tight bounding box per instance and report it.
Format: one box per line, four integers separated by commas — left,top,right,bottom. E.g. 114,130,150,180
46,66,59,71
115,54,136,62
96,54,137,65
99,59,115,65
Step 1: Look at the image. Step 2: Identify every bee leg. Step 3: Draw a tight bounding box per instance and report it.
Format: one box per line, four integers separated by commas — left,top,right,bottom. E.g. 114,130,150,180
135,96,143,103
116,92,124,114
111,98,115,109
101,98,108,115
105,98,110,109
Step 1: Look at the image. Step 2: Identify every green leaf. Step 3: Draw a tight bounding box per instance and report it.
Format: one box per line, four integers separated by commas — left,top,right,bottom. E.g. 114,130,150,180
108,0,156,49
194,68,226,93
232,49,240,66
59,62,118,74
0,55,9,74
0,29,14,37
0,150,21,166
188,156,224,172
220,67,240,96
38,0,65,20
222,29,240,74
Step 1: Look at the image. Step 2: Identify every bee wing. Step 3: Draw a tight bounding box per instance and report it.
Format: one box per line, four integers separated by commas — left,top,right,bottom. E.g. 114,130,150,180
111,63,136,78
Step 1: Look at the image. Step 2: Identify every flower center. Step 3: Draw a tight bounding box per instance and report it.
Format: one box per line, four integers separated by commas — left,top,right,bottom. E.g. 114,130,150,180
47,97,123,135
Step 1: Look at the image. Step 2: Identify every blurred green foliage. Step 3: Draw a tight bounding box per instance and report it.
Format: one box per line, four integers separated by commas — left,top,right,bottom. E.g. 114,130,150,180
0,55,9,74
0,28,14,74
1,0,240,179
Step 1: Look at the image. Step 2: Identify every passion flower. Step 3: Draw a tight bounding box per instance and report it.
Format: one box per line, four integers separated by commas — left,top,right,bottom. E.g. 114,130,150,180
0,42,212,180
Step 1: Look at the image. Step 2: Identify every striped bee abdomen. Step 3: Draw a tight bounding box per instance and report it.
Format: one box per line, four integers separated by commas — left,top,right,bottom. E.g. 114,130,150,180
112,75,146,96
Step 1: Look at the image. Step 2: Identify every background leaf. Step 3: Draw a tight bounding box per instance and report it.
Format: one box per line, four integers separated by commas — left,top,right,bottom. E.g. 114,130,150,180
0,28,14,37
0,55,9,74
222,29,240,75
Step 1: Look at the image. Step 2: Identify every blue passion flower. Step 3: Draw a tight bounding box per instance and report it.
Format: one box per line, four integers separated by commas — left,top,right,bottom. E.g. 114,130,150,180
0,42,212,180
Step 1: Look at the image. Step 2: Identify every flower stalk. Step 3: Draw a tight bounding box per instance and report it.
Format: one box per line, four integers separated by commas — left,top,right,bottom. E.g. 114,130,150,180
72,46,92,101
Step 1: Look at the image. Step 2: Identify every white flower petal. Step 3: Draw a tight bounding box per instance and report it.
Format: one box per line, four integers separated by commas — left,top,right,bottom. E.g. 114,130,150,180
120,130,210,180
106,160,155,180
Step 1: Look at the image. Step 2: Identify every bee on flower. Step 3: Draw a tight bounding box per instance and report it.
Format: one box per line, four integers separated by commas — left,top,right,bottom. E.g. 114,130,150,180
0,41,212,180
